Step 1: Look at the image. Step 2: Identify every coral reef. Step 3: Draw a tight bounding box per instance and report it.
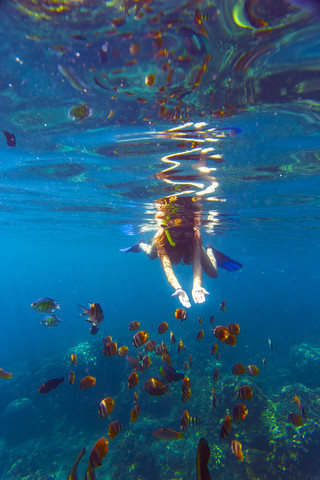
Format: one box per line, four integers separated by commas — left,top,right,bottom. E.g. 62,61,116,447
2,398,38,446
290,343,320,384
65,341,98,367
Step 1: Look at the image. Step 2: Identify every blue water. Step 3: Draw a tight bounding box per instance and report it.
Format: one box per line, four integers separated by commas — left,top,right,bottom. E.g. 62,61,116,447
1,1,320,479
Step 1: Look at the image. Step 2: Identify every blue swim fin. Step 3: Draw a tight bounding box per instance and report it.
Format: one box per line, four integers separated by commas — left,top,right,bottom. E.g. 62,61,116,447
119,241,143,253
209,246,243,272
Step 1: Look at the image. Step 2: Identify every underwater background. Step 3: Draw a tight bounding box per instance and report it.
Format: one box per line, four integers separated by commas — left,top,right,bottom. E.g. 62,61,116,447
0,0,320,479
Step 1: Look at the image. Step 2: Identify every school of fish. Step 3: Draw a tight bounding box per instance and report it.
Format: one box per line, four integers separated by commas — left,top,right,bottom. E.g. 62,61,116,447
1,288,301,480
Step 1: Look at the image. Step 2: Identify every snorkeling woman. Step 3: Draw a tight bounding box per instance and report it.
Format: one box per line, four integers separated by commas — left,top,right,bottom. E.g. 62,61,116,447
121,196,242,308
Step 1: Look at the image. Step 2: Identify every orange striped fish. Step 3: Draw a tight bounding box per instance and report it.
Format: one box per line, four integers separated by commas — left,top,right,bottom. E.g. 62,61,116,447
85,437,108,480
79,376,96,390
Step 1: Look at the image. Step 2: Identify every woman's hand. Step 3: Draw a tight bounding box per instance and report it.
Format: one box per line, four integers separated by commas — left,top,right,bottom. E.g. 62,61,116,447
172,288,191,309
192,286,209,304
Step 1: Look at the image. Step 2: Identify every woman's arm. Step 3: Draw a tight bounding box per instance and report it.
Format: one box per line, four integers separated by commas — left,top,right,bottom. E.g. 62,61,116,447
192,229,203,290
159,254,191,308
192,229,209,304
160,254,181,291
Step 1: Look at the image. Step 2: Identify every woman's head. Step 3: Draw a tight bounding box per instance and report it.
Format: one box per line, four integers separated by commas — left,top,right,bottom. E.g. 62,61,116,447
154,229,193,264
153,196,203,264
154,195,202,230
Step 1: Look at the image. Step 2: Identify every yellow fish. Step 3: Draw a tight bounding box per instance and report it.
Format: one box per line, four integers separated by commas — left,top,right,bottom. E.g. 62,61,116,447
0,368,13,379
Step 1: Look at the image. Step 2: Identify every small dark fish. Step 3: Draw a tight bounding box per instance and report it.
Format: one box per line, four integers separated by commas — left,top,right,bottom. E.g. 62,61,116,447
212,388,217,409
262,358,266,368
130,404,141,422
68,447,86,480
98,397,114,418
31,297,60,313
224,333,237,346
158,322,169,334
162,352,172,366
0,368,12,379
213,368,219,382
233,403,248,421
85,437,108,478
90,324,99,335
117,345,129,357
103,336,113,346
2,130,16,147
238,385,253,400
40,314,61,327
231,440,243,462
129,321,140,331
211,344,218,355
58,64,87,93
142,355,151,370
247,365,259,376
145,73,156,86
70,354,77,364
72,34,87,41
182,376,191,403
153,427,183,441
128,371,139,389
197,329,204,341
268,337,273,349
103,341,117,357
213,325,229,342
132,330,149,348
209,315,214,325
198,315,203,325
227,323,240,335
175,308,187,321
294,395,307,418
220,414,232,439
68,104,91,121
196,437,211,480
190,416,201,428
170,331,176,344
126,355,144,372
108,421,122,440
232,363,246,376
156,342,169,356
69,370,75,385
98,48,108,63
144,377,169,396
129,41,141,56
39,377,64,393
80,303,104,327
288,412,303,426
144,339,157,353
160,364,184,383
220,300,226,312
50,44,69,56
180,409,189,431
177,339,185,354
79,376,96,390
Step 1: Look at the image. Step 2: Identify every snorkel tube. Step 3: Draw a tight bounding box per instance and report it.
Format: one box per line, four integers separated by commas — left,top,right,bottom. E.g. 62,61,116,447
164,228,176,247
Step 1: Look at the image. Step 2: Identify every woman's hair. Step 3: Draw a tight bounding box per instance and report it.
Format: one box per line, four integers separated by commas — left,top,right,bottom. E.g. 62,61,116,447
154,229,194,264
154,195,202,229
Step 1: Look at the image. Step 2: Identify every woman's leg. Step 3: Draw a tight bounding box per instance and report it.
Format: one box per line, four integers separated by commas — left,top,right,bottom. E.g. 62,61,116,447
201,246,218,278
139,242,158,260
